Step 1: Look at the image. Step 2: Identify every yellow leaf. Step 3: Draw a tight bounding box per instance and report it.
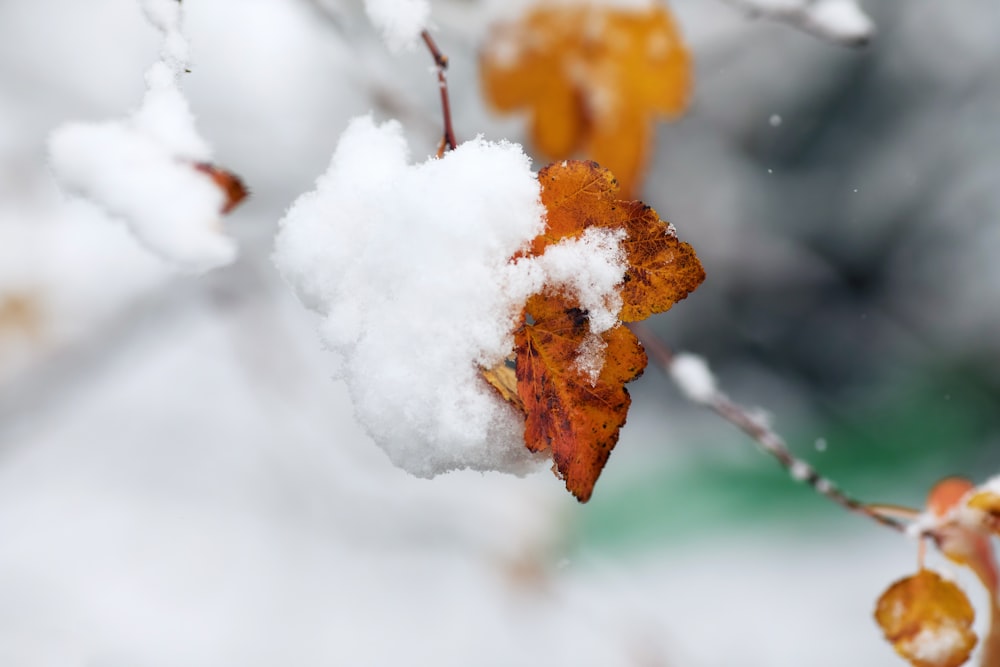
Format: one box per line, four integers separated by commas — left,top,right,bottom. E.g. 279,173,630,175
875,570,977,667
481,4,691,197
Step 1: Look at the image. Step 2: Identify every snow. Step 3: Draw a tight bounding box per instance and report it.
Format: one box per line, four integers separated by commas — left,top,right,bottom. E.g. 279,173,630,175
49,121,232,273
789,459,814,482
48,0,237,273
669,352,717,404
900,624,969,666
364,0,431,51
274,116,627,479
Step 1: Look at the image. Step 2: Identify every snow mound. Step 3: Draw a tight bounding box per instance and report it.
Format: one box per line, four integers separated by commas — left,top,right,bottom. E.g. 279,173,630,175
274,115,627,478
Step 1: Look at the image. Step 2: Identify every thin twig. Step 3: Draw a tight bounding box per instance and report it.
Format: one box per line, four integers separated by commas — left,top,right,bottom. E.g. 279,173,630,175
629,321,907,534
421,29,458,156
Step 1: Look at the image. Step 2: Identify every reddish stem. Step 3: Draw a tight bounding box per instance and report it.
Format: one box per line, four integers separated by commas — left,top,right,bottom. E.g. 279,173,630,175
421,30,458,155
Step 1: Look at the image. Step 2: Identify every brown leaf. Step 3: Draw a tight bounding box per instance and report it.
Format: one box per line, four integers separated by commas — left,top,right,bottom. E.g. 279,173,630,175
875,570,977,667
481,4,690,197
193,162,248,214
502,160,704,501
515,293,646,502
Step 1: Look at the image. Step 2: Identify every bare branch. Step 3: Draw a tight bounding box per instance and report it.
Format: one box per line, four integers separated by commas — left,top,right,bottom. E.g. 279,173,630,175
421,30,458,155
629,321,906,533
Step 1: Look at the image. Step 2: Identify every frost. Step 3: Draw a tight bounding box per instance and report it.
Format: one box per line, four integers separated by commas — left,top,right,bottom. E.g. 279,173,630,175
669,352,717,404
48,0,236,273
364,0,431,52
274,116,627,479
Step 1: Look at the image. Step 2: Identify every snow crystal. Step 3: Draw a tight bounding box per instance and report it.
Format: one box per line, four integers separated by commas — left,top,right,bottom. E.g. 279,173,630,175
364,0,430,52
274,116,628,478
669,353,717,404
47,0,236,273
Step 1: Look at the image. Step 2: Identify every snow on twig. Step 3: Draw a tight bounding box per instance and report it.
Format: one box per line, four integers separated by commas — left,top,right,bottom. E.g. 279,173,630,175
48,0,239,273
720,0,875,47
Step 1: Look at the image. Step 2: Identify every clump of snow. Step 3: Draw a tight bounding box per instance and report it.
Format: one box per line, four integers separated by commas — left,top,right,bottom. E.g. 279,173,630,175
274,115,628,478
789,459,814,483
48,0,236,273
364,0,430,52
900,624,970,667
669,352,717,404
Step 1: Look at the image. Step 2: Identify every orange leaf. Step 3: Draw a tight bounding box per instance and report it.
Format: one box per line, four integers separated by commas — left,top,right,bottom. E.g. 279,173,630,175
507,160,703,501
875,570,977,667
534,160,705,321
516,293,646,502
481,4,691,197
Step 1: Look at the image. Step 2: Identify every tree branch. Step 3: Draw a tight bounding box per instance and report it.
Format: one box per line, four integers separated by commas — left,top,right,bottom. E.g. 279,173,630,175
421,30,458,156
719,0,875,48
629,321,906,533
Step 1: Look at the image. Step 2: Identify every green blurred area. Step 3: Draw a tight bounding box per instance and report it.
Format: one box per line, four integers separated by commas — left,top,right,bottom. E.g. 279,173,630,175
577,365,1000,551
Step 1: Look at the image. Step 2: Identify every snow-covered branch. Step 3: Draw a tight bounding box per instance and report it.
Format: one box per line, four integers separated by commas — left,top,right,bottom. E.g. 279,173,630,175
721,0,875,47
48,0,245,273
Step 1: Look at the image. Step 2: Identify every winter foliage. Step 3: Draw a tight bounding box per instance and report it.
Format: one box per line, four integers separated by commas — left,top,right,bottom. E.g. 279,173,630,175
3,0,1000,665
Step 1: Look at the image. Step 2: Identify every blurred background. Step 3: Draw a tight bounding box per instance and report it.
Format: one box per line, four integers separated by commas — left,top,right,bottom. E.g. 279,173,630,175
1,0,999,664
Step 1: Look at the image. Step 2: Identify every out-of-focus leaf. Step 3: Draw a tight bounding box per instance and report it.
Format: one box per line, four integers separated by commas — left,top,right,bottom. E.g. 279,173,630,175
875,569,977,667
481,4,690,197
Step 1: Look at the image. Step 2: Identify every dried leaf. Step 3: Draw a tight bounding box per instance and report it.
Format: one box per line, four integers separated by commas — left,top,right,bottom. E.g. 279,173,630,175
481,359,523,411
875,570,977,667
509,160,703,501
193,162,248,214
516,293,646,502
481,4,690,197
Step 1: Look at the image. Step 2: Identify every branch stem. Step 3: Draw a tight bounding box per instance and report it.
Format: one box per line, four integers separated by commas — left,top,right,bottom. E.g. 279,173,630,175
421,30,458,155
629,322,907,534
